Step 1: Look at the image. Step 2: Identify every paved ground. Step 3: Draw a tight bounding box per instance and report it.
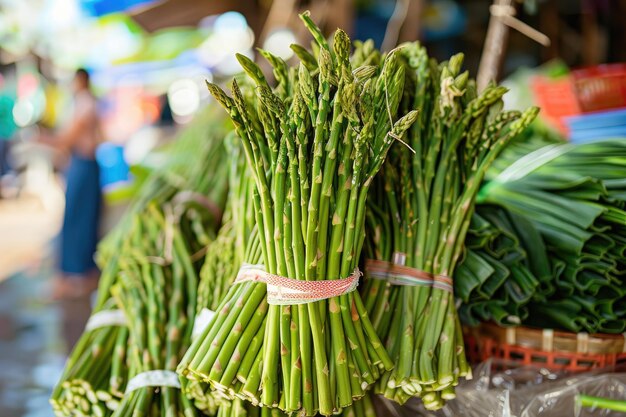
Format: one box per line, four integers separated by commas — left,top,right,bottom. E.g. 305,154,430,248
0,168,126,417
0,259,92,417
0,187,93,417
0,195,63,283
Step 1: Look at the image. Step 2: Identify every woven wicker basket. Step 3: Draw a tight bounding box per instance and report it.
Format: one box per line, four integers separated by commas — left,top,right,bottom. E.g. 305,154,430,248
464,322,626,372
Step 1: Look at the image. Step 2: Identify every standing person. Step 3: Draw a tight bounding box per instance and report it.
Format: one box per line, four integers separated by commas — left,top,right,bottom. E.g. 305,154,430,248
43,69,102,299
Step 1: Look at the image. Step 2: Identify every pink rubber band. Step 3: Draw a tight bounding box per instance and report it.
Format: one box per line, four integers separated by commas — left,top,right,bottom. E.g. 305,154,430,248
234,263,361,305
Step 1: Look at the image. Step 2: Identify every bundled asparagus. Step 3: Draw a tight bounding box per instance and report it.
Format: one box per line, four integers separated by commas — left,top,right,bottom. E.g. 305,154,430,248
185,137,261,415
51,109,229,417
50,261,129,417
179,13,417,415
362,43,538,408
185,133,383,417
474,137,626,333
215,394,379,417
51,198,214,417
110,205,200,417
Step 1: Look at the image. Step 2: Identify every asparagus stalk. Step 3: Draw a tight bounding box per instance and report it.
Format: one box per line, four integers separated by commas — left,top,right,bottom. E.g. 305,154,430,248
180,13,417,416
52,109,230,417
362,42,538,408
110,204,204,417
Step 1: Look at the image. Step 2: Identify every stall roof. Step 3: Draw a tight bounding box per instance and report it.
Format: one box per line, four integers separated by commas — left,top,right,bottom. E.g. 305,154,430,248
128,0,258,32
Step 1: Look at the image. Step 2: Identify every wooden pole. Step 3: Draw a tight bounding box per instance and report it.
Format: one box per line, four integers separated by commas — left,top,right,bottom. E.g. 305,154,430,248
477,0,513,92
399,0,425,44
540,0,559,62
257,0,298,48
382,0,410,52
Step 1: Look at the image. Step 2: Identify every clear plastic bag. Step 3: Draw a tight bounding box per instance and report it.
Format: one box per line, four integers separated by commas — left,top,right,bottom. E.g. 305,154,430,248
372,359,626,417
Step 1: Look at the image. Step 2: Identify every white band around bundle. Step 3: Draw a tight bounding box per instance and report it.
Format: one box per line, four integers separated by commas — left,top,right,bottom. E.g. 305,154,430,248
125,370,181,393
192,308,217,339
234,263,361,305
85,310,127,331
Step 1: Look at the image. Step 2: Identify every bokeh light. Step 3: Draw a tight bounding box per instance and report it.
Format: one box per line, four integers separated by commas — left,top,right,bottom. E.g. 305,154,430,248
12,99,35,127
197,11,254,75
167,79,200,118
263,28,296,60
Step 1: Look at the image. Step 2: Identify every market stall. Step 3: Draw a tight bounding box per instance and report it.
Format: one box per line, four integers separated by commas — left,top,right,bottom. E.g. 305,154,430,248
37,5,626,417
1,0,626,417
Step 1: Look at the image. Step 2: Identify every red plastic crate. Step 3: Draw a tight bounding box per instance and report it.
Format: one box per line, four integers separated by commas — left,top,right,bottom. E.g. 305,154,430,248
571,63,626,112
464,323,626,372
531,75,580,134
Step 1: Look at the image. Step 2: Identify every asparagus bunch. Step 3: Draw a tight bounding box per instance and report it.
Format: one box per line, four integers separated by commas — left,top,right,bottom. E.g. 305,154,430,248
51,109,229,417
476,137,626,333
51,199,213,417
179,13,418,415
185,137,261,415
109,204,201,417
50,288,128,417
362,43,538,408
216,399,284,417
215,394,378,417
185,134,384,417
196,135,257,319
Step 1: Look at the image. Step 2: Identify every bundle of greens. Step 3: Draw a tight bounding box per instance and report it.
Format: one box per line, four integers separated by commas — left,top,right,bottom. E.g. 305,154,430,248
51,198,212,417
184,134,384,417
362,42,537,409
184,137,260,415
472,137,626,333
51,109,229,417
110,205,200,417
179,13,418,416
50,260,129,417
455,204,551,326
195,136,256,321
214,393,378,417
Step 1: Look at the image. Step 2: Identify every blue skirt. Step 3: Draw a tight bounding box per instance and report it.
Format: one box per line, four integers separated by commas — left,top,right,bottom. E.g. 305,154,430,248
60,154,101,275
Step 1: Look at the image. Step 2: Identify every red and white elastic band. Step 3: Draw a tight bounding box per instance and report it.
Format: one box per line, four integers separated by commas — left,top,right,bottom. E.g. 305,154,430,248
234,263,361,305
365,252,453,293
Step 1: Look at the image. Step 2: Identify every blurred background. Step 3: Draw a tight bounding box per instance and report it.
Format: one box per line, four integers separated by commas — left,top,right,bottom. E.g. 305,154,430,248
0,1,625,416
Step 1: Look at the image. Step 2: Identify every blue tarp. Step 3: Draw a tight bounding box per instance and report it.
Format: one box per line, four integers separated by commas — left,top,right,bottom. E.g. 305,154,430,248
565,108,626,143
80,0,156,17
